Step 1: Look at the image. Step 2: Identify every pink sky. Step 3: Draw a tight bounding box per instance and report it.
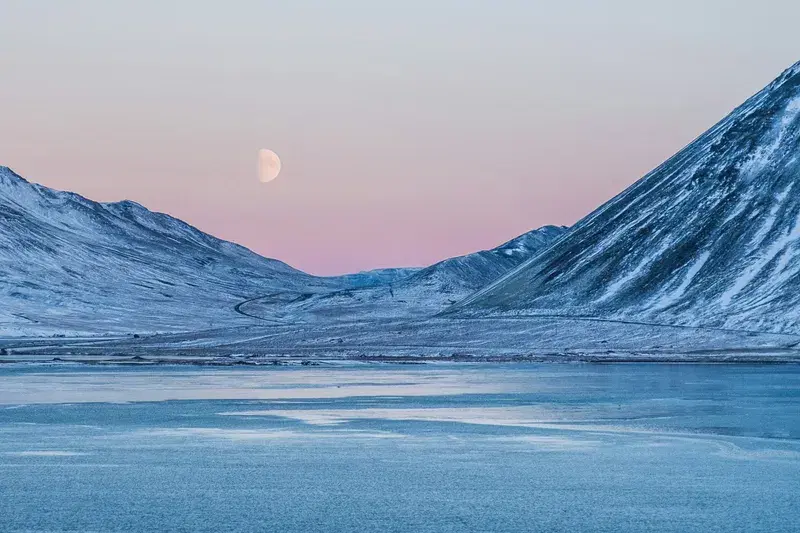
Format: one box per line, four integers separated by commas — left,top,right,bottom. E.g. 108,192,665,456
2,2,799,274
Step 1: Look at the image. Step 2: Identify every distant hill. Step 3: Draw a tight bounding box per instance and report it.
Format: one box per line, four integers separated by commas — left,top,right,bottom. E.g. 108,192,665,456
248,225,567,321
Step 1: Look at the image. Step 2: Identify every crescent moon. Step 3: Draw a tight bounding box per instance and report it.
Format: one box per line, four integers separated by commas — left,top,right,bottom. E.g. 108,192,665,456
258,149,281,183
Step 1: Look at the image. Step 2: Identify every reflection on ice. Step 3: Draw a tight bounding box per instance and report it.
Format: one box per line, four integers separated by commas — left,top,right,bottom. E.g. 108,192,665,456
0,367,511,405
219,406,562,427
135,427,405,441
3,450,88,457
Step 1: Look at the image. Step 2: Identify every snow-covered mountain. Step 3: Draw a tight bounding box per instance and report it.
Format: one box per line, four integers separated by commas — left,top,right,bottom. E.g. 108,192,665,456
401,225,566,295
0,166,565,334
457,61,800,334
240,225,567,320
336,267,422,288
0,166,346,334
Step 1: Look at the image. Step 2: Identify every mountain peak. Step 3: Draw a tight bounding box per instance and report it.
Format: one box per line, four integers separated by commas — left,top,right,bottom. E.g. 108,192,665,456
456,60,800,334
779,59,800,80
0,166,30,186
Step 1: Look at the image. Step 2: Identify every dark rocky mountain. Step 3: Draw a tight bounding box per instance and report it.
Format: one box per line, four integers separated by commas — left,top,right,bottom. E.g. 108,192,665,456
456,61,800,334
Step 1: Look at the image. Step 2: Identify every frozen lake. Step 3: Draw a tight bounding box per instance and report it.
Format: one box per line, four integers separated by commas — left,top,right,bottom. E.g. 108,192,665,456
1,363,798,532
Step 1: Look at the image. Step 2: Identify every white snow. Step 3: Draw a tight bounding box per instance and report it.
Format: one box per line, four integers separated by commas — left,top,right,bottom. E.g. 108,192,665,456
720,211,800,307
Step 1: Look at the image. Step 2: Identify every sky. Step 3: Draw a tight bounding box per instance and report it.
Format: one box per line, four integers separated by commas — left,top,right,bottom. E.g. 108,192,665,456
2,1,799,275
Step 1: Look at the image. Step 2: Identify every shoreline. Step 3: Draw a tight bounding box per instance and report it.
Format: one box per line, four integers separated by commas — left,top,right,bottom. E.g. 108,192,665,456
3,354,799,366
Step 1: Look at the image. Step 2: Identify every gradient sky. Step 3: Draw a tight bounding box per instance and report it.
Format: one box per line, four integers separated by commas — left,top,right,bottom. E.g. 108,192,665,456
2,1,799,275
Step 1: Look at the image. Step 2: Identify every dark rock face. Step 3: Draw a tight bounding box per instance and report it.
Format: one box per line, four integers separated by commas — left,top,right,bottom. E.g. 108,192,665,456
458,61,800,334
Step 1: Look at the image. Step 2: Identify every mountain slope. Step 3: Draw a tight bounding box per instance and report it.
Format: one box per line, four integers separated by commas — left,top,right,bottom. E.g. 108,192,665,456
337,267,422,288
457,61,800,334
0,166,345,334
397,225,566,296
241,225,567,320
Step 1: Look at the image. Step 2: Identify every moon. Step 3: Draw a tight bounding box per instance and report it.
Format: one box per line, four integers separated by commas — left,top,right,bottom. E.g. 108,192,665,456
258,149,281,183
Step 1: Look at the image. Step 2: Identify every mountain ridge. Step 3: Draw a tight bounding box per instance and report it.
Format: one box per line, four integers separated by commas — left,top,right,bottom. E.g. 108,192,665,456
0,165,300,272
0,165,345,334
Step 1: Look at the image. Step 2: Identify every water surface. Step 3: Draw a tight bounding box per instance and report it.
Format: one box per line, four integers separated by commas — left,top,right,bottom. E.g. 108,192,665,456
1,364,798,532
